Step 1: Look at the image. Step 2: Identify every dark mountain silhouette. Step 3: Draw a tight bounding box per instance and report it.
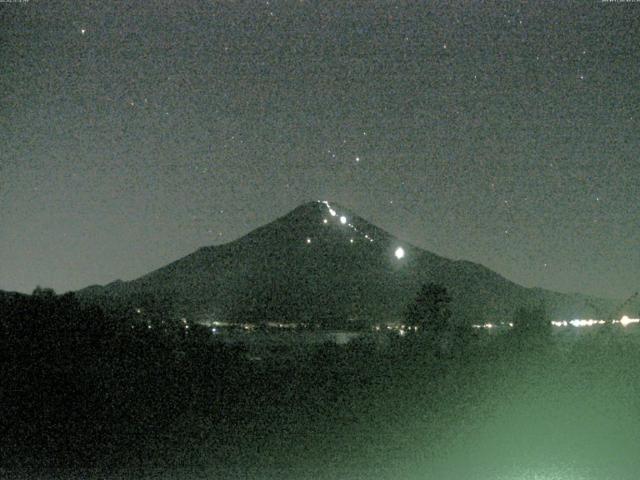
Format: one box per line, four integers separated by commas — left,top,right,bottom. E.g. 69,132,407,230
76,200,617,327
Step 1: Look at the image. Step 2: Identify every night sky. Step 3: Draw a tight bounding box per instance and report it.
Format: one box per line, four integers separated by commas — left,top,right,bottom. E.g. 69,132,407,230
2,1,639,299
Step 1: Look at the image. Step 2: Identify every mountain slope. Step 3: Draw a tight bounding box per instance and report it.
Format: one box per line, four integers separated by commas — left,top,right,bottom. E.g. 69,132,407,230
77,200,617,326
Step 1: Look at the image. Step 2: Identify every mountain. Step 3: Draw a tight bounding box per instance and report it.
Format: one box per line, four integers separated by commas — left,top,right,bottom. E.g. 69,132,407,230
77,200,618,327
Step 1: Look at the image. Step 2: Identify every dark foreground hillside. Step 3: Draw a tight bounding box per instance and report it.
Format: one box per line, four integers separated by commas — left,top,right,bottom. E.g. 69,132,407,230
2,292,640,479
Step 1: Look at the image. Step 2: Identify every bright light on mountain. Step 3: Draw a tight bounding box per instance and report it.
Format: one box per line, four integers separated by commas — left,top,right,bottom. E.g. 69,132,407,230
340,216,347,224
395,247,405,259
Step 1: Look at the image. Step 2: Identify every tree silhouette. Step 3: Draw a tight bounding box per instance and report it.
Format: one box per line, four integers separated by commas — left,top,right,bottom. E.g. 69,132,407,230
32,285,56,298
405,282,452,337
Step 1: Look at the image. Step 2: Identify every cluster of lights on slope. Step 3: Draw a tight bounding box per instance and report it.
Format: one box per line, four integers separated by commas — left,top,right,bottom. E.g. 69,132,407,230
316,200,376,245
309,201,406,260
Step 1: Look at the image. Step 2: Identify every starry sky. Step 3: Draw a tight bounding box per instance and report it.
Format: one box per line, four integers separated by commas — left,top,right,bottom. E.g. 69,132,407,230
1,1,639,299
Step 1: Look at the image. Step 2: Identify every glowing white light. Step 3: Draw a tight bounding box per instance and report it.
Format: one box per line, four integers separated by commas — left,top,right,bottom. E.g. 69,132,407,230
340,216,347,224
323,219,328,224
621,315,640,327
350,238,354,243
568,319,600,327
394,247,405,259
81,28,86,35
306,238,311,244
329,209,336,216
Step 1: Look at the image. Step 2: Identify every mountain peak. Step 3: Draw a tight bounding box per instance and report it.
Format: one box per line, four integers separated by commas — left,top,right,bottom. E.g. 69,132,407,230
287,200,350,218
76,200,618,326
275,200,384,246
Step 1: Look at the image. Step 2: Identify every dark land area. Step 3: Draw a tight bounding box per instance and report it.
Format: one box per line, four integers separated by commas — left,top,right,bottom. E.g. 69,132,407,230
2,290,640,480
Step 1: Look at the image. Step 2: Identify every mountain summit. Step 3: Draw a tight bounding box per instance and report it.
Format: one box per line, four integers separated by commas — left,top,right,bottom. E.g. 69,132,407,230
78,200,615,326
